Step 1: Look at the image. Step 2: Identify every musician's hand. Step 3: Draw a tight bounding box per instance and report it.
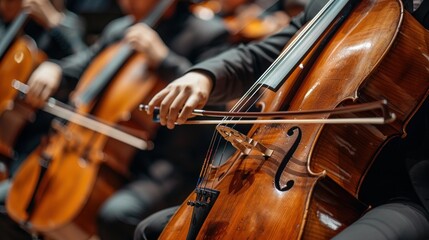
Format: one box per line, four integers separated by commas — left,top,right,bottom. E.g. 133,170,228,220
26,61,62,107
146,71,213,129
23,0,64,29
124,23,169,68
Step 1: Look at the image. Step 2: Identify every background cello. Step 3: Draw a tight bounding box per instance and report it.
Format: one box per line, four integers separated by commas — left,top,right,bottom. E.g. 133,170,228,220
0,11,46,179
5,1,175,239
156,0,429,239
0,0,87,180
191,0,306,43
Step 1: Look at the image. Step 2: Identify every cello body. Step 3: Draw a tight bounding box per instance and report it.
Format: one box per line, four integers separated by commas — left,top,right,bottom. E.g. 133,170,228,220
159,0,429,239
6,42,163,240
0,34,45,165
0,12,46,178
0,36,40,174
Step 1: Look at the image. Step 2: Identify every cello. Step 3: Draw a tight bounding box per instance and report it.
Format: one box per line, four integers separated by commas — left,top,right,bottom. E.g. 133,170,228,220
222,0,291,42
5,1,174,239
156,0,429,239
191,0,298,43
0,11,46,175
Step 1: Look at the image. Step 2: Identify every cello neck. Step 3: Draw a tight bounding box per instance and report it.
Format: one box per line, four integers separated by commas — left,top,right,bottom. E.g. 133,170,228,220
142,0,177,26
74,0,176,106
260,0,358,90
0,10,30,61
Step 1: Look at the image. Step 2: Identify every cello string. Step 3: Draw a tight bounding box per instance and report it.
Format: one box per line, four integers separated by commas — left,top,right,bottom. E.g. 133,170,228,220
198,82,267,189
196,0,346,189
198,76,271,190
199,131,227,190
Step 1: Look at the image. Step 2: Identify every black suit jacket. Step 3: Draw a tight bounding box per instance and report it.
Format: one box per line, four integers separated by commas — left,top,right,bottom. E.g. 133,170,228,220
58,4,230,87
0,10,87,60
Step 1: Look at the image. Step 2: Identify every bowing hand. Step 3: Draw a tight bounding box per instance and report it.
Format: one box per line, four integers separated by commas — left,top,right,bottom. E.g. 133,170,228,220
25,61,62,108
146,71,213,129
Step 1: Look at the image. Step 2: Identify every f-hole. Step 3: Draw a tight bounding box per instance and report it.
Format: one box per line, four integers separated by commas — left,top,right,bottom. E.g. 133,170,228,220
274,126,301,191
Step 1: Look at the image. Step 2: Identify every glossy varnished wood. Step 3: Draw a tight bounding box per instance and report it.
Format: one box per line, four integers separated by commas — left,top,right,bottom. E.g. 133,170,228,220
0,37,43,158
308,1,429,195
160,0,429,239
6,42,164,239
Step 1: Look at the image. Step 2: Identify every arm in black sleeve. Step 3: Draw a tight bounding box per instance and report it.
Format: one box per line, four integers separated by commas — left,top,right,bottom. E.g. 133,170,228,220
186,0,327,104
188,13,305,104
155,15,231,83
156,50,193,83
46,10,87,56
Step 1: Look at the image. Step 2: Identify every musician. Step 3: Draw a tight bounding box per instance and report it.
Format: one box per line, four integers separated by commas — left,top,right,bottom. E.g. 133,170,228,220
0,0,231,240
0,0,88,174
0,0,87,239
139,0,429,239
0,0,87,59
0,0,87,180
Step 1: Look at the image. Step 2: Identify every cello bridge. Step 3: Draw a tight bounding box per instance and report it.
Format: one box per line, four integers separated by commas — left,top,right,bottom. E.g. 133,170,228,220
216,125,273,157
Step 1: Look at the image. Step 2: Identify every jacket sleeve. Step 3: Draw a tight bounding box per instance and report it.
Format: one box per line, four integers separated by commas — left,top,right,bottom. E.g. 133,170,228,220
186,0,327,104
46,10,88,57
187,13,306,104
155,15,231,83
